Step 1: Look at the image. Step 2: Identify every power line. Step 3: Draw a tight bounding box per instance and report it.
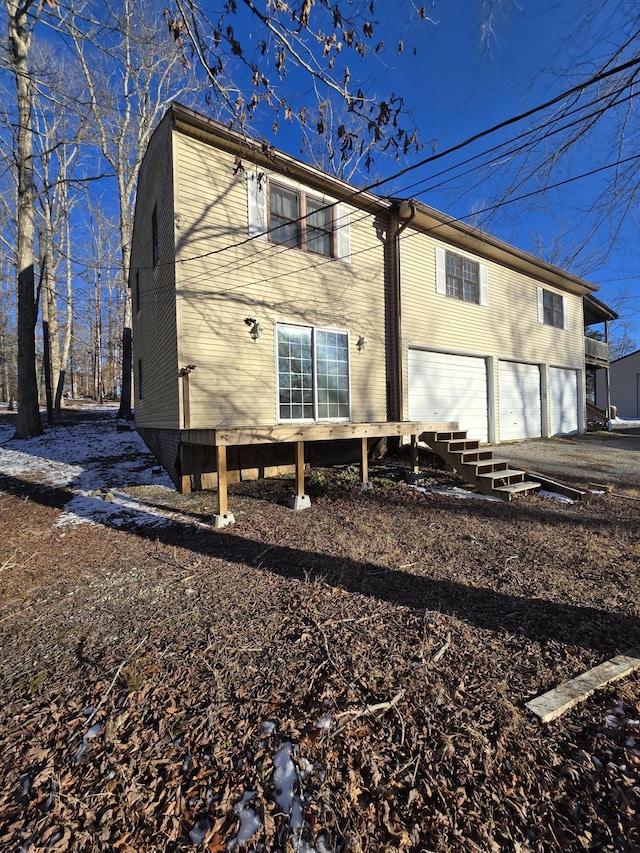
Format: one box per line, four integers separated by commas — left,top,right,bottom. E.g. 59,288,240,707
127,51,640,278
4,41,640,294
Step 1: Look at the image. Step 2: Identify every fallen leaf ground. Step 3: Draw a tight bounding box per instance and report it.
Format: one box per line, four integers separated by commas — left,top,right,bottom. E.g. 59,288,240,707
1,407,639,852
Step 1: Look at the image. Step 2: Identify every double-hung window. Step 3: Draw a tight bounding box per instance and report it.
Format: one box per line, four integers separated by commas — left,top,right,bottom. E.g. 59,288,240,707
247,171,350,262
269,182,335,258
270,184,301,249
544,290,564,328
446,251,479,303
435,246,488,305
277,324,350,421
537,287,567,329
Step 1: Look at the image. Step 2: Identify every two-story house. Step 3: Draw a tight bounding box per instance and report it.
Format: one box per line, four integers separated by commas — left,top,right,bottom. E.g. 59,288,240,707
129,103,611,523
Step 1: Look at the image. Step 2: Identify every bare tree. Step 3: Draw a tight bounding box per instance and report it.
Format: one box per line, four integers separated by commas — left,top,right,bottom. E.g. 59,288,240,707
32,63,88,418
6,0,44,438
58,0,203,419
466,3,640,272
171,0,430,174
0,240,15,404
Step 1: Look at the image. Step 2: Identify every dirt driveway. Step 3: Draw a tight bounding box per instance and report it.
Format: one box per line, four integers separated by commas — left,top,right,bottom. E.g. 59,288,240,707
492,425,640,497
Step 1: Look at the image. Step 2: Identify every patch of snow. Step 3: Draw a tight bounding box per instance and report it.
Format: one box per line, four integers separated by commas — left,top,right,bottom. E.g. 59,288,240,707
613,416,640,427
315,714,332,730
412,484,501,502
85,722,103,739
0,412,201,530
537,490,575,504
0,423,15,445
74,721,104,766
273,743,297,816
316,836,334,853
227,792,262,851
298,757,314,779
272,742,310,850
189,817,212,845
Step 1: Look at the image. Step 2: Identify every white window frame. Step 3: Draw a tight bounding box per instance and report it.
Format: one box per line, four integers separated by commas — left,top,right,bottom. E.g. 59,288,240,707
435,246,488,306
247,170,351,262
276,323,351,423
537,287,568,329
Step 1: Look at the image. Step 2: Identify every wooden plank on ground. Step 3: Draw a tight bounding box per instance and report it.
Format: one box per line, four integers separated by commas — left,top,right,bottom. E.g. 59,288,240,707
526,650,640,723
521,469,586,502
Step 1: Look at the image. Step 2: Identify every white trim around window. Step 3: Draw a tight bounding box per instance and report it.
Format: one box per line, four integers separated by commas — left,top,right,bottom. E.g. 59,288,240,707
537,287,568,329
247,169,351,262
435,246,488,306
276,323,351,422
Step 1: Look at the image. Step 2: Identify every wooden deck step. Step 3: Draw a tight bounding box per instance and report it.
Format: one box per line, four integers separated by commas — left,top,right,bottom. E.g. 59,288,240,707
462,458,511,473
420,428,541,502
459,449,495,462
446,439,481,452
493,480,541,498
422,430,467,442
478,469,527,483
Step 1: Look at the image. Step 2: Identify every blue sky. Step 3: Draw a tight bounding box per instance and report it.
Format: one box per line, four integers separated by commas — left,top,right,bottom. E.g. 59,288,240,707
245,0,638,348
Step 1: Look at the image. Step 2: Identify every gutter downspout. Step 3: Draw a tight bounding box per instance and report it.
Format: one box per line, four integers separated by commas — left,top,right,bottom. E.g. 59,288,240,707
605,318,613,431
389,201,416,422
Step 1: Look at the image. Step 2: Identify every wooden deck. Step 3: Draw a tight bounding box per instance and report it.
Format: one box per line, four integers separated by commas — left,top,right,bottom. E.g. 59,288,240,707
179,421,457,523
180,421,457,447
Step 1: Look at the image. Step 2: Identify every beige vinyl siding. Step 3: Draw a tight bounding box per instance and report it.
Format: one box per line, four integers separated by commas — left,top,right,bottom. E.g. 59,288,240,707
172,133,387,430
400,231,586,432
130,114,180,429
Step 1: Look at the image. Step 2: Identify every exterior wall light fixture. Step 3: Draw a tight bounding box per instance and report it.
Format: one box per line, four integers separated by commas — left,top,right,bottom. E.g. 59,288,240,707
245,317,263,341
356,335,368,352
179,364,196,376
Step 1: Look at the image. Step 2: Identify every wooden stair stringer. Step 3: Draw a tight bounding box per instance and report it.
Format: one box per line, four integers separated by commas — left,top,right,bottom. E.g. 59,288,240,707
420,430,541,501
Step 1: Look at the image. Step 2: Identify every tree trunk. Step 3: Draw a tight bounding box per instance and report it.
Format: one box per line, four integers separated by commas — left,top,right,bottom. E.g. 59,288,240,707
117,220,133,420
8,0,43,439
38,238,53,425
54,211,73,414
117,293,132,419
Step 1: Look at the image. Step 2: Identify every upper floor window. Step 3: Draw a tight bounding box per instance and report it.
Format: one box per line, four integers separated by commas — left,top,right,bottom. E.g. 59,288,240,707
537,287,567,329
446,251,479,303
269,182,335,258
435,246,488,305
246,171,351,262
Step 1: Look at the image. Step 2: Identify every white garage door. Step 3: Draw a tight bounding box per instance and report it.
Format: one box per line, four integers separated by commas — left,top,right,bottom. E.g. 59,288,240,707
408,349,488,442
498,361,542,441
550,367,578,434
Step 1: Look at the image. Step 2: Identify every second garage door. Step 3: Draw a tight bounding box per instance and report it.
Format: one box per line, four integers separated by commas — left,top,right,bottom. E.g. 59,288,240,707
498,361,542,441
550,367,579,434
408,349,489,442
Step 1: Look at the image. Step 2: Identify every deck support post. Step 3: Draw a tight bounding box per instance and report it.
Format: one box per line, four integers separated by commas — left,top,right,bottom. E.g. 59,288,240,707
180,445,192,495
213,445,234,527
295,441,305,497
360,436,373,490
411,434,420,474
288,440,311,510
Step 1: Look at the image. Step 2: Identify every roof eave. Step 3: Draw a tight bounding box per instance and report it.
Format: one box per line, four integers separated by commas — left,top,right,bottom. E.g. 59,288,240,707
404,200,598,296
170,102,389,216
